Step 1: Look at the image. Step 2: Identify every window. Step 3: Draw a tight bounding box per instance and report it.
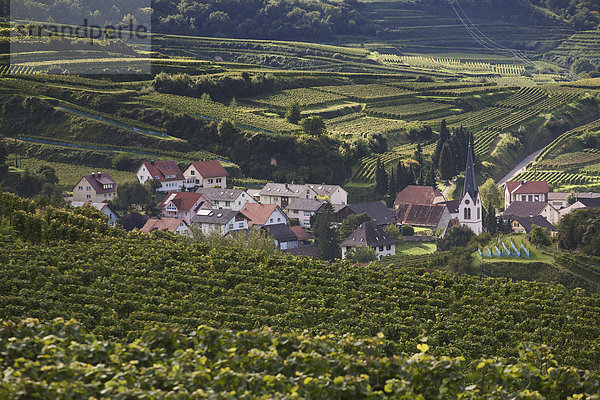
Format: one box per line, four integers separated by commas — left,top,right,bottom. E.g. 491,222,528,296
229,223,233,229
293,210,298,214
304,211,311,216
190,170,195,175
464,208,471,220
386,245,391,250
528,195,533,202
86,195,91,199
225,201,230,207
477,207,480,220
216,178,221,183
277,218,281,222
379,246,384,251
270,218,273,223
238,223,244,228
78,186,83,190
214,201,219,206
104,194,107,198
86,186,91,191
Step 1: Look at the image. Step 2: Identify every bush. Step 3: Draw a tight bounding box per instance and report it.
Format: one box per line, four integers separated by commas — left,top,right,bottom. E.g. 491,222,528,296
345,245,378,263
437,225,475,252
529,225,552,247
401,225,415,236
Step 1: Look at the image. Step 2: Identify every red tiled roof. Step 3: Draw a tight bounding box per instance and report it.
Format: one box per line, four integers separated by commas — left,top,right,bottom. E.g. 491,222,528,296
240,203,278,227
140,218,186,233
290,226,313,241
190,160,229,178
82,172,116,194
394,185,444,207
506,181,549,195
142,161,184,182
158,192,211,212
397,204,446,228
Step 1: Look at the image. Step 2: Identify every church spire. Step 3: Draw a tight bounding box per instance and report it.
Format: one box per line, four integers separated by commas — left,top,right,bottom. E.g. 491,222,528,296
462,140,477,200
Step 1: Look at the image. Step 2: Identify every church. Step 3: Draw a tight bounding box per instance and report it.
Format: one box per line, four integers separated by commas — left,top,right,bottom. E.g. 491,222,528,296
456,142,483,234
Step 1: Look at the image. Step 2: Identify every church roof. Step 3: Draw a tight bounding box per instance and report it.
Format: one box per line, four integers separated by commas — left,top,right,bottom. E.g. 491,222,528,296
462,141,478,200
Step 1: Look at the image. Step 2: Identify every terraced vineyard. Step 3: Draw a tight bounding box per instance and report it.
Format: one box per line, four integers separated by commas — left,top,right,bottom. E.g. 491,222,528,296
366,101,456,120
538,151,600,169
512,170,600,187
315,84,414,101
378,54,526,75
328,115,407,138
249,88,349,109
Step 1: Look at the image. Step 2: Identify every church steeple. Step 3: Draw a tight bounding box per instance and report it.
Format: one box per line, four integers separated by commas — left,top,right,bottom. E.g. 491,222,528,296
462,141,477,200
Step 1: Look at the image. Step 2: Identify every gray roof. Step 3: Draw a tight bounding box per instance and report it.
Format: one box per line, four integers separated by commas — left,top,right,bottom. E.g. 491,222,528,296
192,209,243,225
259,183,309,197
262,223,298,242
341,221,397,248
286,198,325,212
502,201,548,217
344,201,396,226
306,184,345,197
195,187,247,202
510,215,556,233
578,198,600,208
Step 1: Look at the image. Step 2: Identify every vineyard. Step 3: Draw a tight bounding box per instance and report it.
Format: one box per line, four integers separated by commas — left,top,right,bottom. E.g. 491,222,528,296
377,54,526,76
328,115,408,138
3,319,600,399
512,169,600,187
365,101,456,121
315,84,414,101
250,88,348,109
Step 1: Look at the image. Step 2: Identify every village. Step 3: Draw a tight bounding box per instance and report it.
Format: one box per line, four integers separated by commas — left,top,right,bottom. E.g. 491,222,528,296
67,146,600,260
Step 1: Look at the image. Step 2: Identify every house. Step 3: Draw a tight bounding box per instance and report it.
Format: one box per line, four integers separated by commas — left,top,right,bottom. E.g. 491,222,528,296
70,201,119,226
507,215,557,236
290,226,313,245
72,172,116,202
192,209,249,236
336,201,397,226
457,142,483,234
158,192,213,224
195,187,256,211
502,201,560,224
183,160,229,189
262,223,299,250
247,189,261,202
140,218,191,236
560,197,600,219
240,203,290,227
259,183,318,208
340,221,396,260
306,184,348,205
136,160,184,192
393,185,445,210
396,203,450,231
441,199,460,220
548,192,570,210
285,198,325,227
504,181,550,209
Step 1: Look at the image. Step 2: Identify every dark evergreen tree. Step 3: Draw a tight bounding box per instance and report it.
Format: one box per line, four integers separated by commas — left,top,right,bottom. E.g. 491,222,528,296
483,205,498,234
425,164,436,187
432,119,450,166
396,160,409,193
439,142,455,180
413,143,423,175
388,167,397,198
312,202,341,261
375,158,388,196
285,102,302,124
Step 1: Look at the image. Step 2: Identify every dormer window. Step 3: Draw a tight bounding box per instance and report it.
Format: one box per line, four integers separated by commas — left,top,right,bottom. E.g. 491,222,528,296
166,203,177,211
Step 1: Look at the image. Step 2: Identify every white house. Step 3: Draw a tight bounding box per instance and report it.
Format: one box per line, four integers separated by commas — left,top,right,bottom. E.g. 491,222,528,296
192,209,249,236
457,142,483,234
285,198,325,227
504,181,550,210
306,184,348,205
195,187,256,211
183,160,229,189
259,183,318,208
157,192,213,224
70,200,119,227
340,221,396,260
137,160,184,192
502,201,560,224
240,203,290,227
72,172,116,203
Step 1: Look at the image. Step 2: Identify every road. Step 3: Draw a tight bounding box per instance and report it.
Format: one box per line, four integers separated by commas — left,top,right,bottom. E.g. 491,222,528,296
497,147,543,186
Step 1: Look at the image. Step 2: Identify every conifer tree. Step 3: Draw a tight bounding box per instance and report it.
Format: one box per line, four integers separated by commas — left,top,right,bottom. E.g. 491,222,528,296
388,167,397,198
286,102,302,124
375,158,388,196
413,143,423,174
396,160,409,193
425,163,436,187
432,119,450,166
312,202,340,261
439,142,455,180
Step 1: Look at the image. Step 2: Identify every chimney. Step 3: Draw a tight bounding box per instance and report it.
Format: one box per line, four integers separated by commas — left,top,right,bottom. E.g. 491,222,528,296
151,160,155,166
97,172,101,178
91,173,95,178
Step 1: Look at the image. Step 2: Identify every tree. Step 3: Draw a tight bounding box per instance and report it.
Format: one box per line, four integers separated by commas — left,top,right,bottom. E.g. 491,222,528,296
300,116,326,136
117,181,151,209
117,212,148,231
36,165,59,185
218,119,236,139
375,158,388,196
437,224,475,251
400,224,414,236
529,225,552,247
339,213,371,240
479,178,503,210
425,164,436,187
286,102,302,124
383,224,403,242
312,201,340,261
432,119,450,166
438,142,455,181
345,245,377,263
396,160,410,193
113,154,134,171
483,205,498,234
0,143,7,182
558,209,600,255
413,142,423,171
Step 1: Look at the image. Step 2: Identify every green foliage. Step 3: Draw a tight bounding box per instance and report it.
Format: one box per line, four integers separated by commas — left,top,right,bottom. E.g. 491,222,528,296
285,102,302,124
112,153,134,172
383,224,403,242
437,224,475,251
4,319,600,399
438,142,455,181
345,245,378,263
339,212,371,240
401,225,415,236
529,225,552,247
116,181,152,210
479,178,503,210
300,116,326,136
312,201,340,260
558,208,600,256
375,158,388,196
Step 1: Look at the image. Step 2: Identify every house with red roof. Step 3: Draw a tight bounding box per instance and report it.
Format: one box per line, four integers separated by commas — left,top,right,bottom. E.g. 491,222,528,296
158,192,213,224
504,180,549,210
140,218,191,236
72,172,116,202
240,203,289,227
136,160,185,192
183,160,229,189
393,185,445,210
